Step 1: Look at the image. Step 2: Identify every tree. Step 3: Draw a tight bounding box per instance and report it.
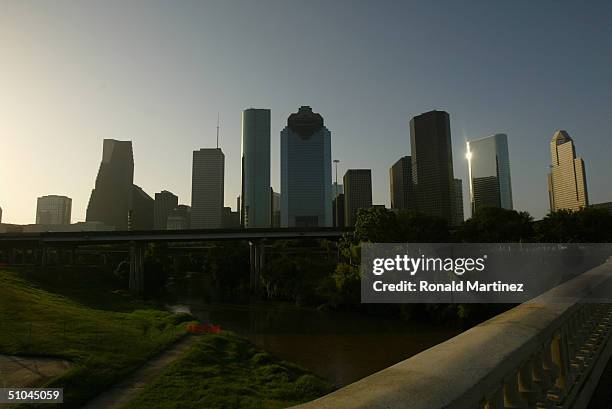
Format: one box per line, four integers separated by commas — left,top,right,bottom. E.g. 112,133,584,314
395,210,451,242
536,207,612,242
458,207,534,242
354,207,402,242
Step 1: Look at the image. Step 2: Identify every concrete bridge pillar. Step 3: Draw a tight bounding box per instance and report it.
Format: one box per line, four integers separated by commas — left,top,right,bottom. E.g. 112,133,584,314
129,242,145,295
249,241,265,291
40,245,48,268
9,248,16,265
67,248,75,265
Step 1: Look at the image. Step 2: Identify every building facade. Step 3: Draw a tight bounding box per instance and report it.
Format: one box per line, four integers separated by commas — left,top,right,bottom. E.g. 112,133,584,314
332,193,345,228
154,190,179,230
389,156,414,210
36,195,72,225
241,108,272,228
167,205,191,230
271,190,281,228
547,130,588,212
86,139,134,230
280,106,332,227
410,110,455,223
191,148,224,229
222,207,240,229
130,185,154,230
452,178,464,226
466,134,513,215
343,169,373,226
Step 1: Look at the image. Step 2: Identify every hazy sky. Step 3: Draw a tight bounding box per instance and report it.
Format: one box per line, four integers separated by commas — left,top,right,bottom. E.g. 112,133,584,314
1,0,611,224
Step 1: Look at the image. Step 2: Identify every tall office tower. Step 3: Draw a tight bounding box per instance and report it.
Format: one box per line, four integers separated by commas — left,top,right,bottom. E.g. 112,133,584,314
343,169,373,226
466,134,513,215
86,139,134,230
410,110,455,222
241,108,272,228
191,148,225,229
167,205,191,230
548,131,588,212
154,190,179,229
332,193,345,228
452,179,464,226
130,185,154,230
36,195,72,225
389,156,415,210
271,190,281,228
280,106,332,227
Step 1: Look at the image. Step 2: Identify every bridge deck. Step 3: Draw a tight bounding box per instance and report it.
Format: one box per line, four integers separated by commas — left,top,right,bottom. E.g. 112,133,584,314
0,227,352,245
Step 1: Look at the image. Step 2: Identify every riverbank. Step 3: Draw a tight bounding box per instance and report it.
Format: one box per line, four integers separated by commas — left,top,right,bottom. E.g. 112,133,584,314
121,332,333,409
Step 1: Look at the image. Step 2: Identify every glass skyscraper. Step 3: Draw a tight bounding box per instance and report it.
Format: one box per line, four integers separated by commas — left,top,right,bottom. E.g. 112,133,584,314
466,133,513,215
280,106,332,227
241,108,271,228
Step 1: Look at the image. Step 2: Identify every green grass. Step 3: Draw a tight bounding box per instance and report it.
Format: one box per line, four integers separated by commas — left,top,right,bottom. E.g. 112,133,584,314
121,332,333,409
0,268,192,408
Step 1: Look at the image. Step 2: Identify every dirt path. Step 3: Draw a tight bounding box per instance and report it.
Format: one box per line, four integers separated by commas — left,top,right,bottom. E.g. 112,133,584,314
80,335,197,409
0,355,72,388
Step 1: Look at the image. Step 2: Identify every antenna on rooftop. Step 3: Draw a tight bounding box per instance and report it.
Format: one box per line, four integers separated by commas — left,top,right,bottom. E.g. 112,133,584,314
216,112,220,149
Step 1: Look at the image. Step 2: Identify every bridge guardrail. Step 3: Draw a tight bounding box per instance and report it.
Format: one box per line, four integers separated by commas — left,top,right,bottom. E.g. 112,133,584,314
294,257,612,409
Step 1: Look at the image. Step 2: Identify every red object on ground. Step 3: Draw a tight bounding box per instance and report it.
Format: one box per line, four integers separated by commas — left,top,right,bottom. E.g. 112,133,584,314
186,323,221,334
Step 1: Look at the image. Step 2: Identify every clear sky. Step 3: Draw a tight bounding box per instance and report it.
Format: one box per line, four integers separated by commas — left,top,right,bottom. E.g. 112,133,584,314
1,0,611,224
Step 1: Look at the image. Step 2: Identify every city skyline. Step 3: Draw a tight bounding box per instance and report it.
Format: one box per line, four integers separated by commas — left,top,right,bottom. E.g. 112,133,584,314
0,109,607,227
2,1,612,224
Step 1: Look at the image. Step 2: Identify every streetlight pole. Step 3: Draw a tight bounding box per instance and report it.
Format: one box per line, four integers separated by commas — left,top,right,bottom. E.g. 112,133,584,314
333,159,340,227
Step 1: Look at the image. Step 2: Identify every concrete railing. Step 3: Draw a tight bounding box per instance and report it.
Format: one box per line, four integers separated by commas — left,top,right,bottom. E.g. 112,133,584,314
295,258,612,409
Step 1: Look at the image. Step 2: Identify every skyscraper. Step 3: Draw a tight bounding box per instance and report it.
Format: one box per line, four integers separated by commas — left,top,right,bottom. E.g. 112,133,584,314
130,185,154,230
410,110,455,222
466,134,513,215
452,179,464,226
547,130,588,212
332,193,345,228
191,148,225,229
86,139,134,230
389,156,415,210
343,169,373,226
280,106,332,227
36,195,72,225
154,190,179,230
241,108,272,228
271,189,281,228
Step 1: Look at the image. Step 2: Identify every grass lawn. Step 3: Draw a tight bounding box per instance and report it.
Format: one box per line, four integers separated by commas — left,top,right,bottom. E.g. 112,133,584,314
0,267,333,408
0,267,191,408
121,332,333,409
